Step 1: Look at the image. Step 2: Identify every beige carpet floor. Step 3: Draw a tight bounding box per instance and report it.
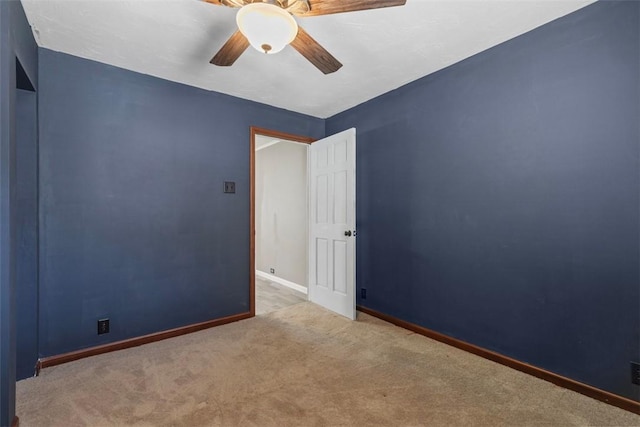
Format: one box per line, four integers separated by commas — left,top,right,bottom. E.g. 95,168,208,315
16,302,640,426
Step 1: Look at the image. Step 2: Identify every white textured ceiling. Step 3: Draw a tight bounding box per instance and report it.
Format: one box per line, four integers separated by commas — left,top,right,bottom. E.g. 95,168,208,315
21,0,594,118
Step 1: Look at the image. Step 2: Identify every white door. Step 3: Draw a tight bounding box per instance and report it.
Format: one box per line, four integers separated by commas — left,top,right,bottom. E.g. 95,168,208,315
308,128,356,319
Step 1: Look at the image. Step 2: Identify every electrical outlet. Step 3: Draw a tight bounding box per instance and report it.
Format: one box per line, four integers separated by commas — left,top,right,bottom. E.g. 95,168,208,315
223,181,236,194
97,318,110,335
270,268,275,274
361,288,367,299
631,362,640,385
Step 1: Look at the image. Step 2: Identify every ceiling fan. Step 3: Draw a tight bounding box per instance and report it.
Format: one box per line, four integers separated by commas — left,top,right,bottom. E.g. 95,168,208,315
205,0,407,74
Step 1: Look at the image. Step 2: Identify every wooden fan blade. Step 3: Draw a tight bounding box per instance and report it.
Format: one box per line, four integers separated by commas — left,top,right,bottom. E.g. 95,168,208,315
210,30,250,66
203,0,245,7
290,27,342,74
301,0,406,16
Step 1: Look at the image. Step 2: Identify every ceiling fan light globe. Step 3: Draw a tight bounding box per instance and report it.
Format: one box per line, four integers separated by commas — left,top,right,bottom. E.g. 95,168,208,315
236,3,298,54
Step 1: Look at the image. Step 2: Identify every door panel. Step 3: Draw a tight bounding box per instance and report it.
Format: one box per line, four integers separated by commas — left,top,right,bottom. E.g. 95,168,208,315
308,128,356,319
316,238,328,288
334,171,347,224
316,175,328,223
333,240,347,295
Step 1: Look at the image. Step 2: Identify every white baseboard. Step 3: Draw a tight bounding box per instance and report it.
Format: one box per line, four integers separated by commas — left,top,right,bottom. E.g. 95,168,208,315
256,270,308,295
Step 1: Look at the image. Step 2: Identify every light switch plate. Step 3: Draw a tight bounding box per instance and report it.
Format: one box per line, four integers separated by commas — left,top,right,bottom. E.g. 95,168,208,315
224,181,236,194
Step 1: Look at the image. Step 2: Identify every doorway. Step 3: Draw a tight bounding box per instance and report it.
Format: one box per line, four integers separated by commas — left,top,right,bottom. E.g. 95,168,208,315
249,127,357,319
15,58,39,380
250,128,314,316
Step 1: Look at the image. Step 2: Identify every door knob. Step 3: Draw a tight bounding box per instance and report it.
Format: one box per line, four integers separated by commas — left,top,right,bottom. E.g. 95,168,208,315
344,230,352,237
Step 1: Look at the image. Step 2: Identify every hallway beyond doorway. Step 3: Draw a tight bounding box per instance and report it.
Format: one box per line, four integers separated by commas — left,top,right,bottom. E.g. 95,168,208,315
256,278,306,316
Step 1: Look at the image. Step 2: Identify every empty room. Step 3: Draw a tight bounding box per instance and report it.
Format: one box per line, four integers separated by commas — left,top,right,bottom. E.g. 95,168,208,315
0,0,638,425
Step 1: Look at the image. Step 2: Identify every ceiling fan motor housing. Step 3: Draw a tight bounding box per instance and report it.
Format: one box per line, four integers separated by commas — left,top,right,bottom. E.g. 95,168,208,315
236,2,299,54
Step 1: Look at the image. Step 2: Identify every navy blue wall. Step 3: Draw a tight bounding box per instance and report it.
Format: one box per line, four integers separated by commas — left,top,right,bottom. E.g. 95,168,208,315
327,1,639,401
0,1,38,424
37,49,324,357
15,89,38,381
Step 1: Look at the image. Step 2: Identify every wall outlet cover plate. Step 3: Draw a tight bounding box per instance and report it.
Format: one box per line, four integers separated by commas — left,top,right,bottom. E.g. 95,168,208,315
224,181,236,193
97,318,110,335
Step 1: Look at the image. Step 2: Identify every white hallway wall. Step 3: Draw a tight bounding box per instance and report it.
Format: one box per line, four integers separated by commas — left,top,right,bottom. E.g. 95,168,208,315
256,140,308,287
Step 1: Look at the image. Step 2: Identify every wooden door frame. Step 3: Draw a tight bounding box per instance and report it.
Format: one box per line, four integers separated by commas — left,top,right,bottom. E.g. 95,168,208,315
249,127,316,316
